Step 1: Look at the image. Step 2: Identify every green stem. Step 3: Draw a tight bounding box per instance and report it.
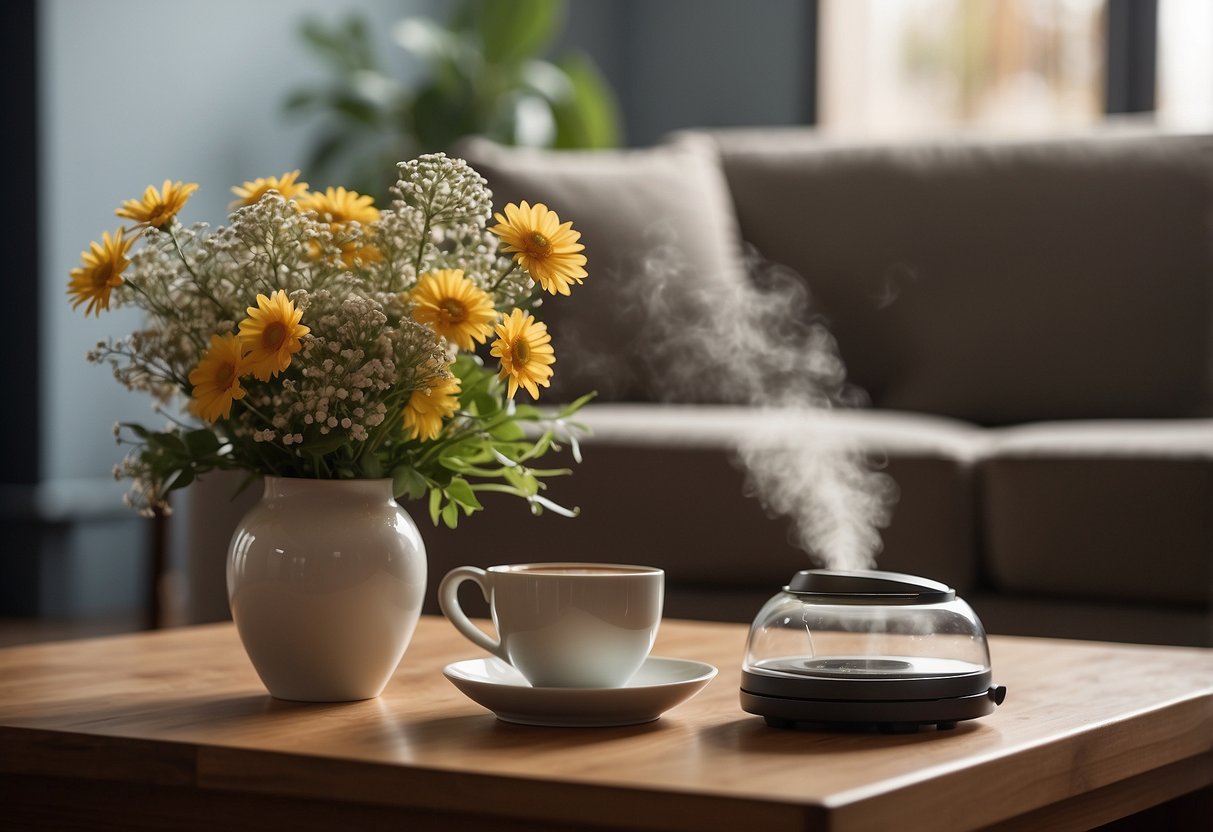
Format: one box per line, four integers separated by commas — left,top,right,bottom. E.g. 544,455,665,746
487,260,519,294
412,215,432,278
168,225,227,313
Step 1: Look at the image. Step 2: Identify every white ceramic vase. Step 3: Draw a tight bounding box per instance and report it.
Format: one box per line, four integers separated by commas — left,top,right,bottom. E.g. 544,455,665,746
227,477,427,702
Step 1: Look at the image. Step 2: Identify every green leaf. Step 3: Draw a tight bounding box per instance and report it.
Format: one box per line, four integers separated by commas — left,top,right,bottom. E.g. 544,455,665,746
393,466,428,501
121,423,151,440
470,391,500,417
516,431,552,462
428,487,442,525
164,467,195,493
445,477,483,511
184,429,221,458
408,77,478,150
148,432,187,455
298,430,346,458
503,467,539,497
300,16,375,73
474,0,563,66
558,391,597,418
330,92,384,126
441,499,459,528
489,420,525,442
550,53,621,149
358,453,383,479
511,404,543,420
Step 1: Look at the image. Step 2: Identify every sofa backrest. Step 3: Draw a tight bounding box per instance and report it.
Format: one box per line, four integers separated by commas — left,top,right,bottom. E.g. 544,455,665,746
709,128,1213,425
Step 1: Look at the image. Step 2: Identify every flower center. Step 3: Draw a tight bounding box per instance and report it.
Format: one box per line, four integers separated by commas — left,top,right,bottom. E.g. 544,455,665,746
216,361,238,389
151,203,176,229
438,298,468,324
263,321,287,350
527,232,550,257
93,262,113,287
511,338,531,366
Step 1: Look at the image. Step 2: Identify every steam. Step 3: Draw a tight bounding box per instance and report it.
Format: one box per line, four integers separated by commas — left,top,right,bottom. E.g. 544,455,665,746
637,227,897,570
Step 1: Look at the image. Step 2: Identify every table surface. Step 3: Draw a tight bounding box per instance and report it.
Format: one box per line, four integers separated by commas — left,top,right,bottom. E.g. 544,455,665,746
1,616,1211,832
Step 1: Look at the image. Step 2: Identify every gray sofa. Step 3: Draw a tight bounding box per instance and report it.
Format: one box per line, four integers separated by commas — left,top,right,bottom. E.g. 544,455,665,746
186,127,1213,647
429,127,1213,647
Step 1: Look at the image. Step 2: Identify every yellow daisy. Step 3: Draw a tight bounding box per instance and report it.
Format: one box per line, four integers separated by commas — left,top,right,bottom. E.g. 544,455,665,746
490,308,555,400
297,186,380,226
403,372,462,442
67,229,133,316
238,290,311,382
229,170,310,209
411,269,497,351
337,240,383,267
188,333,248,423
489,201,587,295
116,180,199,229
299,186,381,265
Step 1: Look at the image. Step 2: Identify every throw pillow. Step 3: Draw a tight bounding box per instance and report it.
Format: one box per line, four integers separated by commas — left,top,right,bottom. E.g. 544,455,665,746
453,134,747,403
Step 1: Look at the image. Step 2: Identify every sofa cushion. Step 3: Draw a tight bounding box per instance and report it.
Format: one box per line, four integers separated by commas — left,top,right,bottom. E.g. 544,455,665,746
709,128,1213,424
422,404,986,610
979,420,1213,605
453,135,746,403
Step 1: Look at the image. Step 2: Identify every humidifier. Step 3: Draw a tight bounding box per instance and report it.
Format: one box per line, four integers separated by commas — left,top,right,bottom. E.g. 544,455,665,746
740,569,1006,733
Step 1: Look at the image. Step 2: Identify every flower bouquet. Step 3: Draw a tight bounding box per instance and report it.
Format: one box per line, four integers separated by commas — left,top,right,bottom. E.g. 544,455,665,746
69,156,592,700
72,156,591,525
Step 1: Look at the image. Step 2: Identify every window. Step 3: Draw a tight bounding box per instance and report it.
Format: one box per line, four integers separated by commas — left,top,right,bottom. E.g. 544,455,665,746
1157,0,1213,126
819,0,1107,135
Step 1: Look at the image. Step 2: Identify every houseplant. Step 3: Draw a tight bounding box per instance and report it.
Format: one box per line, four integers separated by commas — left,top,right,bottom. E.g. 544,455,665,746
70,155,591,700
287,0,621,199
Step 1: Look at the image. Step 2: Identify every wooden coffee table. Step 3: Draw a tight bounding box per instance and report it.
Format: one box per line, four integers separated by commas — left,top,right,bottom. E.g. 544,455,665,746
0,616,1210,831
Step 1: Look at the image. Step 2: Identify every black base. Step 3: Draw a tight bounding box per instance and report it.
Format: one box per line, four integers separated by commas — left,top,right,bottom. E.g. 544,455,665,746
740,686,1003,733
762,716,959,734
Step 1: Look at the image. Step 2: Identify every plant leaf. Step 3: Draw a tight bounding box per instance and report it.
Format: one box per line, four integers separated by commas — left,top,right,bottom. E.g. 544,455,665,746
558,391,597,418
474,0,563,66
184,429,221,458
551,52,621,149
429,486,442,525
441,499,459,528
445,477,483,511
393,466,429,500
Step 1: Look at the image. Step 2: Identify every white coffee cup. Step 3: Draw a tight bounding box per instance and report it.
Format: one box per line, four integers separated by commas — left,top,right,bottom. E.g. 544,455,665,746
438,562,664,688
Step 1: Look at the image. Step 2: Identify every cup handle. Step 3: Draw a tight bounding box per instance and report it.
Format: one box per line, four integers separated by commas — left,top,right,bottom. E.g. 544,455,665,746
438,566,508,662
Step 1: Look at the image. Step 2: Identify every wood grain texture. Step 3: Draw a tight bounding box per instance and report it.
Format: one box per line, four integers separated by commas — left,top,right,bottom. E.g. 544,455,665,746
1,617,1210,831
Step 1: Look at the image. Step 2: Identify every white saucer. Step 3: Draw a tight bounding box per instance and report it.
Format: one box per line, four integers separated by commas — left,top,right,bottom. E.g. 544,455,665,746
443,656,718,727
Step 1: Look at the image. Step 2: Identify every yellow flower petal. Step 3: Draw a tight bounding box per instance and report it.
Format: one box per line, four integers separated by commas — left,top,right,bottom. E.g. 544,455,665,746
411,269,497,351
490,201,588,295
67,229,133,316
489,308,555,400
115,180,198,229
403,372,461,441
187,333,249,423
237,290,310,382
229,170,310,209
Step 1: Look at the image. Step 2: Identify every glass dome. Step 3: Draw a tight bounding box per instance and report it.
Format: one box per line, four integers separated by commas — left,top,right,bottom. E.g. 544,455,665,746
744,575,991,682
740,569,1005,730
